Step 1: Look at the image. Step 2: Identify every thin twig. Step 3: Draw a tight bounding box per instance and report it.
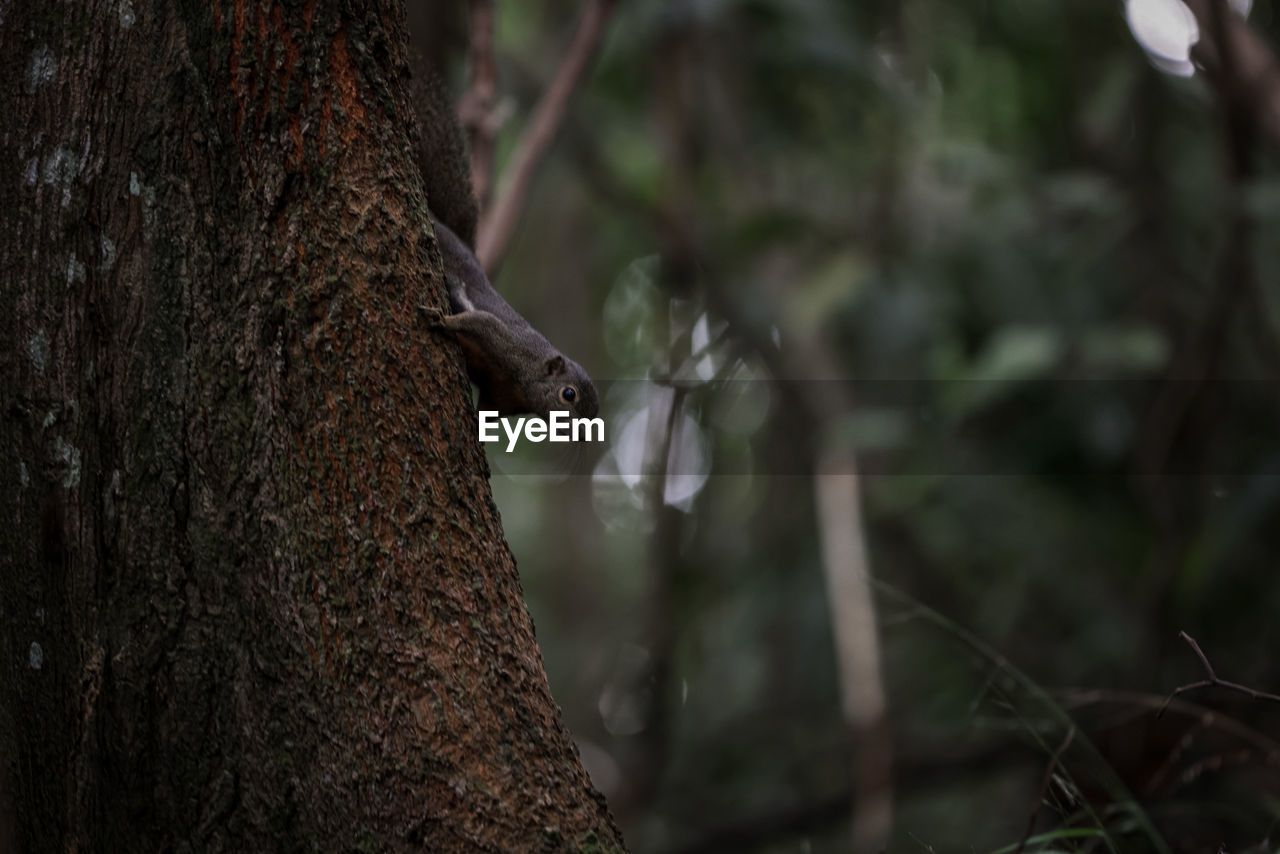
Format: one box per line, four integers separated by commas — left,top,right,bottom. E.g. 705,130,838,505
1158,631,1280,717
476,0,617,275
1013,726,1076,854
459,0,499,208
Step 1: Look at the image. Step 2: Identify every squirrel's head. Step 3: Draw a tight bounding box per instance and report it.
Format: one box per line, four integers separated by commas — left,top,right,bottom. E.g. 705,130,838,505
538,354,599,419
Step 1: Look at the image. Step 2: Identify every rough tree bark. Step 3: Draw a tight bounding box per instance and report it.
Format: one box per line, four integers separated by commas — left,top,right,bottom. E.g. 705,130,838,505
0,2,623,851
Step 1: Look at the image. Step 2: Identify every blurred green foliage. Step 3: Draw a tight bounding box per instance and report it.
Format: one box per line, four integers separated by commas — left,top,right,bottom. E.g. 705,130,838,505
470,0,1280,850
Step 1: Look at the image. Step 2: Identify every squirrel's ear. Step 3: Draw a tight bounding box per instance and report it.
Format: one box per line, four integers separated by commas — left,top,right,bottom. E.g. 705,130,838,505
545,355,566,376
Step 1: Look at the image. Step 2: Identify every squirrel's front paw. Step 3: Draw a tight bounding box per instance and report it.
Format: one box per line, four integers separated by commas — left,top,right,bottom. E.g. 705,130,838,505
419,304,449,328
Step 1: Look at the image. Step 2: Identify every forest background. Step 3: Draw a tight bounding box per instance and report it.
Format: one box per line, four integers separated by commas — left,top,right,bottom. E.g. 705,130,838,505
465,0,1280,851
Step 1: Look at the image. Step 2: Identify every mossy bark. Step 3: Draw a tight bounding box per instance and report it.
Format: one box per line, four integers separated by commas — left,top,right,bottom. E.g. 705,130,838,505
0,2,622,851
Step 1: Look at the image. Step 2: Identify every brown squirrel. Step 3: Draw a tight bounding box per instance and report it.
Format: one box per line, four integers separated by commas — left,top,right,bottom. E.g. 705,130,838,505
410,58,599,420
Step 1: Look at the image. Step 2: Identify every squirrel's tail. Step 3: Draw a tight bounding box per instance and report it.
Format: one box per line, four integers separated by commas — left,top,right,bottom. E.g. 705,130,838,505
408,51,480,249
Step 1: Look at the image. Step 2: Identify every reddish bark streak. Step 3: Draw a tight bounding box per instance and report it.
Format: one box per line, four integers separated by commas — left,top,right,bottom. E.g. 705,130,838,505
330,28,365,150
255,3,267,136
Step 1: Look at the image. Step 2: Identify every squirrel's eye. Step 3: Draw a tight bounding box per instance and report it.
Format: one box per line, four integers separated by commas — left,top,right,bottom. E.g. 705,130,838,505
559,386,577,404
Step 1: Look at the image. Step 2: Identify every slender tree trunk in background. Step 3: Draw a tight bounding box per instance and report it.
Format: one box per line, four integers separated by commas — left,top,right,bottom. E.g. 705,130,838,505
0,2,621,851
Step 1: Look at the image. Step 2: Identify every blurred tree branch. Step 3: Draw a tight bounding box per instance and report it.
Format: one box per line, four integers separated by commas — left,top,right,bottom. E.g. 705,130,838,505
814,447,893,854
691,271,894,853
1185,0,1280,150
647,28,895,843
566,43,896,844
1136,0,1274,540
476,0,618,275
459,0,502,209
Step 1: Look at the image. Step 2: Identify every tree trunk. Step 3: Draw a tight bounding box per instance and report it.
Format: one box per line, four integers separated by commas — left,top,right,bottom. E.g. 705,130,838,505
0,2,622,851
